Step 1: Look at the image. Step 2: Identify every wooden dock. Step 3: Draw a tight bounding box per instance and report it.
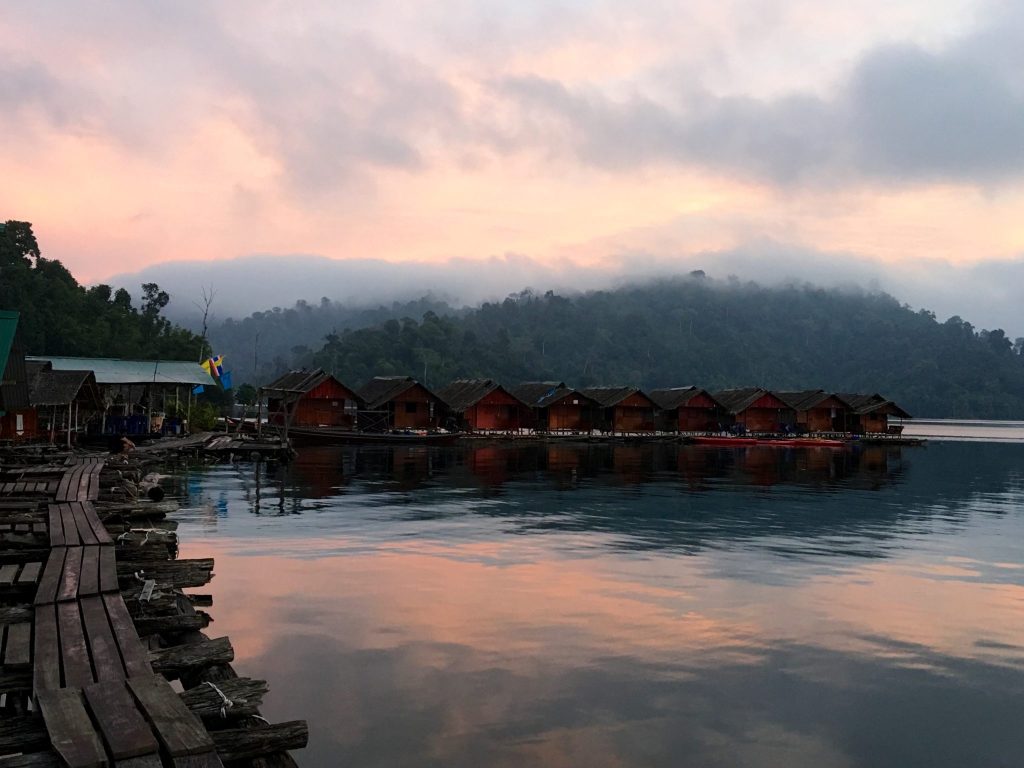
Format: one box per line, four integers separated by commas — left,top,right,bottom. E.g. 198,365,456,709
0,452,307,766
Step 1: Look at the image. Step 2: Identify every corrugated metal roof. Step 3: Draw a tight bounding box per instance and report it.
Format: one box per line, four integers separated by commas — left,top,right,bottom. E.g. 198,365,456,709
711,388,772,414
836,393,912,418
775,390,834,411
436,379,527,412
27,356,216,386
357,376,442,410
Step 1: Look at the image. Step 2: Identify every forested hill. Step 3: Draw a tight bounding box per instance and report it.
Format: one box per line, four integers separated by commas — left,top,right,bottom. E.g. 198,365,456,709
0,221,203,359
309,278,1024,419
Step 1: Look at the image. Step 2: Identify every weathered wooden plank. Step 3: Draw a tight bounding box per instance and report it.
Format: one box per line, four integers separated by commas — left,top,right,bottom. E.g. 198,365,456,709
18,561,42,586
0,605,32,624
79,546,101,597
56,602,93,689
87,470,101,502
209,722,308,763
54,470,74,502
83,502,114,545
0,750,61,767
0,714,50,756
0,563,20,587
4,621,32,668
32,605,61,692
78,468,94,502
33,522,47,535
79,595,124,683
102,595,151,677
149,638,233,678
116,756,164,768
72,503,99,546
172,753,224,768
36,688,108,768
59,504,81,547
128,674,216,757
84,680,160,760
99,546,118,593
34,548,66,606
179,678,268,720
57,546,84,602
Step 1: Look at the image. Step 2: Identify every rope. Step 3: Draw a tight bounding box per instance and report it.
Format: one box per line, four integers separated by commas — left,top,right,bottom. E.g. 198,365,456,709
204,681,235,718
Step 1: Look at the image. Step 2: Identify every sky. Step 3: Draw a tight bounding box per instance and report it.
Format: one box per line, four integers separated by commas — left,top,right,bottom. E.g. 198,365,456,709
3,1,1024,330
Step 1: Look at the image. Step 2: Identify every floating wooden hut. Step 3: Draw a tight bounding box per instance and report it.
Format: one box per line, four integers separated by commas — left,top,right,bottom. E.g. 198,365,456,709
27,360,104,444
0,310,37,441
712,388,795,433
436,379,529,432
776,390,851,433
837,393,912,434
511,382,597,432
579,387,657,433
357,376,448,431
264,368,362,429
649,387,722,432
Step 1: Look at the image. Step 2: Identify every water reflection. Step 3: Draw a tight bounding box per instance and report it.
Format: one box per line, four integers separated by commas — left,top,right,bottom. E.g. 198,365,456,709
172,441,1024,768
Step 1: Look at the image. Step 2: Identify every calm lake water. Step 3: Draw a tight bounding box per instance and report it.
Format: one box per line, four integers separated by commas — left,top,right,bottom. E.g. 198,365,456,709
169,427,1024,767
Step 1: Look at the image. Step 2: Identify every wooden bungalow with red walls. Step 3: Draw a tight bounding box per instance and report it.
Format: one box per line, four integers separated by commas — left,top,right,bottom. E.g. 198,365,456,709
712,388,795,434
511,382,598,433
0,310,37,442
436,379,529,432
836,393,912,434
776,390,851,433
579,387,657,433
264,369,362,429
357,376,447,431
649,387,723,432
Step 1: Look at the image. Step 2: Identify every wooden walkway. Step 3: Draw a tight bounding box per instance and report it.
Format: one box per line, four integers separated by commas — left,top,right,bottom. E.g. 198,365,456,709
29,458,224,767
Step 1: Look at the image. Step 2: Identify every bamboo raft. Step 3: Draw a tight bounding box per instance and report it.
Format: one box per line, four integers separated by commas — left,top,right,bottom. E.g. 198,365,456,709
0,450,308,766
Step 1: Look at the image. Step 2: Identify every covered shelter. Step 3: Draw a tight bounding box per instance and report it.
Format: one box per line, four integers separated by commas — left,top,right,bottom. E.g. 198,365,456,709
27,361,104,445
263,369,362,432
649,387,722,432
776,390,851,433
437,379,528,432
579,387,657,433
357,376,447,431
28,356,216,436
0,310,36,441
713,388,795,433
511,382,597,433
836,393,912,434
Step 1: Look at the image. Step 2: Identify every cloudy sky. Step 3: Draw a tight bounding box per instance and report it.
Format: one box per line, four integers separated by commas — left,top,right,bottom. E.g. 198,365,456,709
3,1,1024,329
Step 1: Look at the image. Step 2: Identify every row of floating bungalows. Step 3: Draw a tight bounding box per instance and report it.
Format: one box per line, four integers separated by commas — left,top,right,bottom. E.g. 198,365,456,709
263,370,912,436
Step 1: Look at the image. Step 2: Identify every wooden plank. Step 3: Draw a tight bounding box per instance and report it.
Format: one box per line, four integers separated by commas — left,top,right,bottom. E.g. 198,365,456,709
117,756,164,768
127,675,215,757
36,688,108,768
0,563,19,587
99,547,118,593
54,472,72,502
32,605,60,692
33,522,47,535
172,754,223,768
17,561,42,586
57,546,84,602
78,469,93,502
57,602,93,689
59,505,80,547
79,596,124,683
73,503,99,546
83,502,114,545
102,595,151,677
4,622,31,668
34,548,66,606
84,680,160,759
79,546,101,597
87,470,101,502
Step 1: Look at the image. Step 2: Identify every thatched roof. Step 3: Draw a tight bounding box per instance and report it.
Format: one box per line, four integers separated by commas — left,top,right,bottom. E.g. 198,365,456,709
30,368,100,408
648,387,719,410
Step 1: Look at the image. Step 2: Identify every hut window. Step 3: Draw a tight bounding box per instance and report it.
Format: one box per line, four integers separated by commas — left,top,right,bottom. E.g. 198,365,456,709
405,402,417,414
331,401,339,407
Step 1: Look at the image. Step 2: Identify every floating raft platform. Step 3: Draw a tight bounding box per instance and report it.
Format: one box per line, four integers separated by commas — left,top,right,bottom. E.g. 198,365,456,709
0,449,308,766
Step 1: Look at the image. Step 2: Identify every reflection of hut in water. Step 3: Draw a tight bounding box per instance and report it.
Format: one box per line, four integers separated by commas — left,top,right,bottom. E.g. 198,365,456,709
437,379,529,432
649,387,722,432
511,382,597,432
357,376,447,431
611,444,655,484
264,369,362,429
712,388,795,433
836,393,912,434
776,390,851,433
579,387,657,433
